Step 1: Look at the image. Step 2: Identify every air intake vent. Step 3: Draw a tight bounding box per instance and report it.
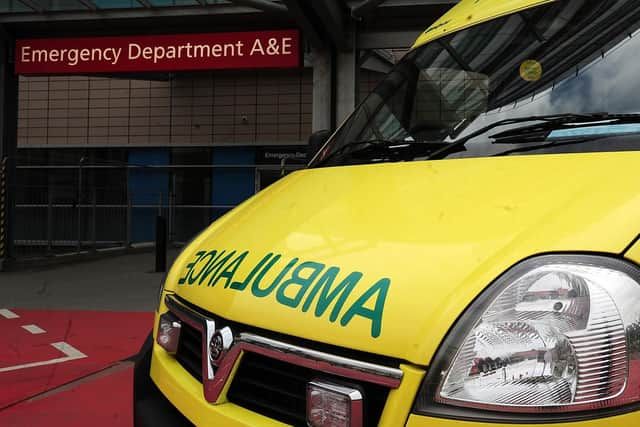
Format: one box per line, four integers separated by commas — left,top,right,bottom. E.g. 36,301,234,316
227,352,389,427
175,320,203,382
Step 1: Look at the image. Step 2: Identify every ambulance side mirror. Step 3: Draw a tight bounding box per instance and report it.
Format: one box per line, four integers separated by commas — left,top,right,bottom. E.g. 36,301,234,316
307,130,332,160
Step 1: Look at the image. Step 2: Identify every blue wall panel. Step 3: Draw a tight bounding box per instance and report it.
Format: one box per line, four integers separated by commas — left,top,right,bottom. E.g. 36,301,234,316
128,149,170,243
211,147,255,219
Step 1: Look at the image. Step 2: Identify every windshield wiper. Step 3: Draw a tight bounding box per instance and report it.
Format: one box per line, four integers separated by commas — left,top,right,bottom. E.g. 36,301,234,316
492,137,600,156
487,113,640,143
426,113,640,160
316,139,449,166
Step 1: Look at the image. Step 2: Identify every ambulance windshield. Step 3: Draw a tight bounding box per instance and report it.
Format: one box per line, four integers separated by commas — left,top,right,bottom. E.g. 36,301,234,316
312,0,640,167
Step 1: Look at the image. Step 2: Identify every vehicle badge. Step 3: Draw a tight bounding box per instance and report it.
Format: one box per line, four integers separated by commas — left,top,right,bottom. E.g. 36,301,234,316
209,326,234,367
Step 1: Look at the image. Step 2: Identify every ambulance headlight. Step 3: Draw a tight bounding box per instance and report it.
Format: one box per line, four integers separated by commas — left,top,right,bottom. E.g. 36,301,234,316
415,255,640,421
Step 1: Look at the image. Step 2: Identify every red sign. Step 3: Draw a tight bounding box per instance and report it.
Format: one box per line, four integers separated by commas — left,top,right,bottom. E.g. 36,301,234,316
15,30,300,75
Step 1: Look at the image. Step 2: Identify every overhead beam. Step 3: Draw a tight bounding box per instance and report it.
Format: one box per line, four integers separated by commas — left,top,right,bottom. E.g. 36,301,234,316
352,0,388,19
308,0,348,49
282,0,349,49
77,0,98,11
225,0,288,15
0,5,264,23
136,0,153,8
281,0,325,47
347,0,458,20
348,0,458,6
17,0,43,13
358,28,422,49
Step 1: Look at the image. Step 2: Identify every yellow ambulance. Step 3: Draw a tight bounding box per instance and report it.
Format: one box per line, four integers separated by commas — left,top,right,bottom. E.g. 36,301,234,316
134,0,640,425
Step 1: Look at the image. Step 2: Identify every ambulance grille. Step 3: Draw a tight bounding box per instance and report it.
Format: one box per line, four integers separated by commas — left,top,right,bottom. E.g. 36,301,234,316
175,321,203,382
227,352,389,427
168,294,400,426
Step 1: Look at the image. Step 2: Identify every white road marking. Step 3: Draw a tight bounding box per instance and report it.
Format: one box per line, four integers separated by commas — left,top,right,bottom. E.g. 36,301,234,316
50,342,87,359
22,324,46,334
0,309,19,319
0,341,87,373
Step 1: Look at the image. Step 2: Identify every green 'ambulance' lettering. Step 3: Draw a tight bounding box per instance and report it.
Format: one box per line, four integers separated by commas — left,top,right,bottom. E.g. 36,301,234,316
252,257,298,297
188,250,218,285
210,250,247,288
248,253,282,292
203,250,236,286
340,278,390,338
177,248,392,338
178,250,206,284
302,267,362,322
276,261,325,308
229,253,274,291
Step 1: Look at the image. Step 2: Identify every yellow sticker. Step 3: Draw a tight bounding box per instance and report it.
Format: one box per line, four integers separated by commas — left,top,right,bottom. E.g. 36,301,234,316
520,59,542,82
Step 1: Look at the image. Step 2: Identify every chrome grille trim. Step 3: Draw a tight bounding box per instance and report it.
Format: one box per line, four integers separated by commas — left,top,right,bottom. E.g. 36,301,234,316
163,293,403,403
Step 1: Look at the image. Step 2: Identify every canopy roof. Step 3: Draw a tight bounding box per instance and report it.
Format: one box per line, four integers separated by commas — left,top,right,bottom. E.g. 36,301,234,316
0,1,457,51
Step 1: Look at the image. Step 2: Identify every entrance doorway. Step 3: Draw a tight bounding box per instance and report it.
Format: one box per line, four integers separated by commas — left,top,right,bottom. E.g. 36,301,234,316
257,168,283,191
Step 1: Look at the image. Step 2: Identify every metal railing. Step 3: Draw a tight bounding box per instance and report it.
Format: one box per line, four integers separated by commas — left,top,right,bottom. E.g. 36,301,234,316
4,159,302,262
16,186,142,258
12,186,239,260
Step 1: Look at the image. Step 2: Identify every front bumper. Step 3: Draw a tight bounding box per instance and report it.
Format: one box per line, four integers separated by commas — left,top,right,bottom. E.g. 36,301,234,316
140,334,640,427
142,338,640,427
404,414,640,427
148,339,426,426
140,292,640,427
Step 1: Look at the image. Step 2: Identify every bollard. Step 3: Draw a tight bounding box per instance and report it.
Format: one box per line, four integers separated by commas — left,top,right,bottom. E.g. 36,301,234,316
91,190,97,252
126,196,132,248
76,157,84,254
155,215,167,273
47,190,53,255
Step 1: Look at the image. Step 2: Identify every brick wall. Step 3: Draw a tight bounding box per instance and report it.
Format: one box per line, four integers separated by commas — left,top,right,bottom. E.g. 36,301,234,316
18,69,313,147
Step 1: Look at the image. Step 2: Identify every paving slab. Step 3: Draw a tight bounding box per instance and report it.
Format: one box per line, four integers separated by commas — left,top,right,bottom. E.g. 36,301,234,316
0,363,133,427
0,251,178,311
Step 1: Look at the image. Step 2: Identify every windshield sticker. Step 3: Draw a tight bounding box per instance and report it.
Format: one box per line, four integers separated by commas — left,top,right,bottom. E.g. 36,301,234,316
549,124,640,139
178,249,391,338
520,59,542,82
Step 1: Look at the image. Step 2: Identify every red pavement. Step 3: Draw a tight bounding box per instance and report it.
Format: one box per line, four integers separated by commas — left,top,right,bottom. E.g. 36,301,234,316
0,310,153,426
0,364,133,427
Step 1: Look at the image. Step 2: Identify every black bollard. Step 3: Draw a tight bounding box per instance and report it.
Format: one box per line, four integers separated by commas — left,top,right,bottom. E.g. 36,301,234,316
155,215,167,273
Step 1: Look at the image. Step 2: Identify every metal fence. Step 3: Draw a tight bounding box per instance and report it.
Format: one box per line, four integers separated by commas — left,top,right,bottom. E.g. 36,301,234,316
11,169,224,261
6,160,299,261
15,185,148,258
12,184,241,260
